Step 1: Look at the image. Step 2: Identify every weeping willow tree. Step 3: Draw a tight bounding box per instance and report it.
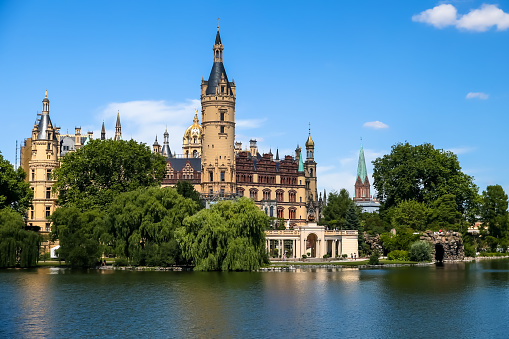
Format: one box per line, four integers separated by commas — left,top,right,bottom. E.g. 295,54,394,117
176,197,270,271
106,186,200,266
50,207,105,268
0,208,40,268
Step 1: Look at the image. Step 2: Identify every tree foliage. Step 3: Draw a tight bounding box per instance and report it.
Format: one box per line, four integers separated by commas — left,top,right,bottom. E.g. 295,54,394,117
323,189,355,229
391,199,429,232
480,185,509,239
175,180,204,209
380,229,419,254
0,208,40,268
176,197,269,271
372,143,478,217
106,187,199,266
50,207,105,268
409,240,432,262
0,152,32,214
53,139,167,210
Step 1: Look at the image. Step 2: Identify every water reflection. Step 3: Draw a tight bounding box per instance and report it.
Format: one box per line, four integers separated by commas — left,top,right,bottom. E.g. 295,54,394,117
1,260,509,338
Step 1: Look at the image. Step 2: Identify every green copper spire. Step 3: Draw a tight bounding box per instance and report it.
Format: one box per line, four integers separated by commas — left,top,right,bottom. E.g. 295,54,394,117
298,151,304,172
357,140,367,182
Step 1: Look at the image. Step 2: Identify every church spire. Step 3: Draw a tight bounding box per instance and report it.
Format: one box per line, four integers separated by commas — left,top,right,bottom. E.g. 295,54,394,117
354,139,370,201
356,140,367,183
101,120,105,140
114,111,121,141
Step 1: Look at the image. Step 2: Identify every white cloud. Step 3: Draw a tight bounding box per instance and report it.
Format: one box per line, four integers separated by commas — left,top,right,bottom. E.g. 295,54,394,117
446,147,476,155
457,4,509,32
466,92,489,99
236,118,267,129
363,121,389,129
412,4,458,28
413,4,509,31
98,99,200,154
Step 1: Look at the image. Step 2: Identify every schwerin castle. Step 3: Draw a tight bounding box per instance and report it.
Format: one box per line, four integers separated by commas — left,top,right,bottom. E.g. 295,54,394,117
19,28,377,259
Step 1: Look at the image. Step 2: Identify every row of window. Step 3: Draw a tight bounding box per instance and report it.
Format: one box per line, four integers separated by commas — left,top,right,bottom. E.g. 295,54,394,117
31,169,53,181
264,206,297,219
239,188,298,202
237,174,300,186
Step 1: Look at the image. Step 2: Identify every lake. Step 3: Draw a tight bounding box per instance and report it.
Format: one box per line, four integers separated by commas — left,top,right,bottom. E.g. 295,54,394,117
1,260,509,338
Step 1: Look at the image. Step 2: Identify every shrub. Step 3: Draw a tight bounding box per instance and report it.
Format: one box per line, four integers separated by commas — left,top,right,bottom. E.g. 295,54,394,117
342,254,348,259
302,254,307,259
323,254,330,259
114,257,129,266
409,241,432,262
387,250,410,261
464,243,476,257
369,252,380,265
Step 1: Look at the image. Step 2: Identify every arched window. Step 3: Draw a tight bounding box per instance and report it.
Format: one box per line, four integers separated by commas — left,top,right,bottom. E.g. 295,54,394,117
249,189,258,200
289,190,296,203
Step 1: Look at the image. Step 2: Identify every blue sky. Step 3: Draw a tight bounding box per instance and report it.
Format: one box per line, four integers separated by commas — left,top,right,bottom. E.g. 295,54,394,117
1,1,509,196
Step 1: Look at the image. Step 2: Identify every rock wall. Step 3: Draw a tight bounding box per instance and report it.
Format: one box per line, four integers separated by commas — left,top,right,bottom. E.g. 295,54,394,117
420,231,464,261
364,233,383,254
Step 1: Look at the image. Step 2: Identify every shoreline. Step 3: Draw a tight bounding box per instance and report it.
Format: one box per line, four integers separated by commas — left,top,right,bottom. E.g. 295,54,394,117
26,255,509,271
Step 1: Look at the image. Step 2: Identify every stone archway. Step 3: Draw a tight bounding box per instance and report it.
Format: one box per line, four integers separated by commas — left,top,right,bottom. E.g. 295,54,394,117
306,233,318,258
421,231,464,261
435,243,445,262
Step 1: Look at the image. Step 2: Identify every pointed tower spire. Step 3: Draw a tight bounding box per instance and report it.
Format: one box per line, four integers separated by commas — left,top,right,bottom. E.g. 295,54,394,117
114,111,121,141
354,138,370,201
101,120,105,140
356,140,367,183
275,148,280,162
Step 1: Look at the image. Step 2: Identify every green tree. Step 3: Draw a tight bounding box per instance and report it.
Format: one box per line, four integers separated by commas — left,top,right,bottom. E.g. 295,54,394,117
53,139,167,210
0,208,40,268
176,180,204,209
176,197,269,271
344,203,361,230
0,152,33,214
361,212,389,235
391,199,429,232
106,187,199,266
50,207,105,268
323,189,354,229
429,194,464,232
480,185,509,239
372,143,478,218
380,229,419,254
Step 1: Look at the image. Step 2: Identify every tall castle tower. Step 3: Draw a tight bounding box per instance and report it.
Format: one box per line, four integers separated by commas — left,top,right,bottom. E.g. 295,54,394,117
304,128,317,202
200,26,236,197
28,91,60,232
354,141,370,201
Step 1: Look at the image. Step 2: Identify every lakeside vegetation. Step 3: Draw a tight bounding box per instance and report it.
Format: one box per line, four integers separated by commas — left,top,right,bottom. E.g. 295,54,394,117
3,141,509,270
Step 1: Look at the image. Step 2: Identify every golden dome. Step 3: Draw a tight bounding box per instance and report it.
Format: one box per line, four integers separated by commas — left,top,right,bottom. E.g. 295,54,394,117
184,109,203,140
305,129,314,148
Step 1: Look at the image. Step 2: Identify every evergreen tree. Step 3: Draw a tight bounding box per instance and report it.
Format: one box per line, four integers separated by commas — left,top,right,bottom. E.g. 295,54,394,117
344,203,361,230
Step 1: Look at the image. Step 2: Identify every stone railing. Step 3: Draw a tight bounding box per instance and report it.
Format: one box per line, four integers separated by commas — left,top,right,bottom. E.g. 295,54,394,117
325,230,358,236
265,230,300,236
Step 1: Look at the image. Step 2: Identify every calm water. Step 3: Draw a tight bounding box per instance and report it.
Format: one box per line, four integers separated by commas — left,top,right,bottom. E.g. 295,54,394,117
1,260,509,338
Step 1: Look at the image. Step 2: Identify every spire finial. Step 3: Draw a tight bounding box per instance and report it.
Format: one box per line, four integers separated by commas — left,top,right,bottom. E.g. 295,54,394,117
217,18,220,31
45,89,47,98
308,122,311,134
